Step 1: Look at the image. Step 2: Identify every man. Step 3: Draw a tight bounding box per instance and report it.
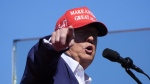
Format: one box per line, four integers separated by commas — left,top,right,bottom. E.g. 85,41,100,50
20,6,108,84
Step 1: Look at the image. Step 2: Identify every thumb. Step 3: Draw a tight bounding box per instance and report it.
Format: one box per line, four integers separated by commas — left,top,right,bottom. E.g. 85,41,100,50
67,26,75,47
67,26,74,38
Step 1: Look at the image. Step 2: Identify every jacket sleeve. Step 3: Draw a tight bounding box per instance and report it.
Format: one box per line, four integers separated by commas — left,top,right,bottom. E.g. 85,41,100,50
20,35,67,83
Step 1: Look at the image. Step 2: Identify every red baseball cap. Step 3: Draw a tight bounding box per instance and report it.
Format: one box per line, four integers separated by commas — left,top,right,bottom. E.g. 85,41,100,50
55,6,108,36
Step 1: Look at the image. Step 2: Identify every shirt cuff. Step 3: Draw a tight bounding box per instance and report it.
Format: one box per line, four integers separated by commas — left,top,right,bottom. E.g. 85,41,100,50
43,37,52,46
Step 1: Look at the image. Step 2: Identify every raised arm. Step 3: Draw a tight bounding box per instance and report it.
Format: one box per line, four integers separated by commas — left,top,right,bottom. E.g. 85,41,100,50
20,27,75,84
20,35,66,83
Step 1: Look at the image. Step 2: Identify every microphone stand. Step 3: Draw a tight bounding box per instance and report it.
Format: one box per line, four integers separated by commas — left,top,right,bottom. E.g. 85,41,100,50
121,57,150,84
125,68,142,84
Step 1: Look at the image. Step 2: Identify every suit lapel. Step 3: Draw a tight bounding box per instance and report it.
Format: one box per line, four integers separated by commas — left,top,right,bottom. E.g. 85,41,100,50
63,59,79,84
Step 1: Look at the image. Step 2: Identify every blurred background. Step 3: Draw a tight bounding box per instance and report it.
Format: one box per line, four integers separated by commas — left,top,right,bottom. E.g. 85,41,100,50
1,0,150,84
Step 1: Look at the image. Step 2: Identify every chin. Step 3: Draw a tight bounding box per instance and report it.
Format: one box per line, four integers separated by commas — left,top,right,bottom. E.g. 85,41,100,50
81,54,94,62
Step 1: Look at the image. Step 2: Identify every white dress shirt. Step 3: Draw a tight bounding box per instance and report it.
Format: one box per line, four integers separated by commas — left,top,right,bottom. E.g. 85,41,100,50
61,53,92,84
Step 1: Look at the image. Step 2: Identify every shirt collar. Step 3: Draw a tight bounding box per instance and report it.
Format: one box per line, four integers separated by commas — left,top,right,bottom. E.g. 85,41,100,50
61,53,79,72
61,53,92,82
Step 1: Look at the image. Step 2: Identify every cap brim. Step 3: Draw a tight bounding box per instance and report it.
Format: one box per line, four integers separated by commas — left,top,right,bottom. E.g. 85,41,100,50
89,22,108,37
72,21,108,37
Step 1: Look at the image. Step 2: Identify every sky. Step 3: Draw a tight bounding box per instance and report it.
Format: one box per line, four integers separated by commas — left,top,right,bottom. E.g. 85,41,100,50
1,0,150,84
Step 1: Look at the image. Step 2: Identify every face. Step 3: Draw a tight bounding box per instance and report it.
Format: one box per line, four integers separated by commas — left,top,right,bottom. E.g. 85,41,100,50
66,25,98,69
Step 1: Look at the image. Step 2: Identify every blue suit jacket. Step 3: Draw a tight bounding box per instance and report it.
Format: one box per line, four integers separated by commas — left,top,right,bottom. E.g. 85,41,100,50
20,36,79,84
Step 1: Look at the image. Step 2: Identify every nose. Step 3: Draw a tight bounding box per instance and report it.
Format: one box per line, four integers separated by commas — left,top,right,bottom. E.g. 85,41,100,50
86,36,94,43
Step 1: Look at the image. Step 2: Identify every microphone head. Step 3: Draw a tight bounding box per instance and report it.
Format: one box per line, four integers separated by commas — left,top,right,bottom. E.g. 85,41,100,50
102,48,120,62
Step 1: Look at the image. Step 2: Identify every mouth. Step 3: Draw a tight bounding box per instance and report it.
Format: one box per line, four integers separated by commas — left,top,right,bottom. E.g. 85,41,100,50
85,46,93,55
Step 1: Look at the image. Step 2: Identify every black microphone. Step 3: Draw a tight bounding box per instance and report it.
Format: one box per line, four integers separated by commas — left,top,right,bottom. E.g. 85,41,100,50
102,48,144,74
